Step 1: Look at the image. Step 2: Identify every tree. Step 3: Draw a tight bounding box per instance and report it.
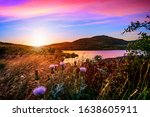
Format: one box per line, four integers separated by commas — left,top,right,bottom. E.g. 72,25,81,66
122,15,150,56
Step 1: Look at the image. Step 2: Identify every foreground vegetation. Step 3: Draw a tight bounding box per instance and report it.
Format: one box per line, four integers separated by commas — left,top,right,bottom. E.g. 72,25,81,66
0,53,149,100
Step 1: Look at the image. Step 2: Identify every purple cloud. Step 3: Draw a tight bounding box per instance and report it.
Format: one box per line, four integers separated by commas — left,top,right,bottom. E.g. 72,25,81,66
0,0,28,6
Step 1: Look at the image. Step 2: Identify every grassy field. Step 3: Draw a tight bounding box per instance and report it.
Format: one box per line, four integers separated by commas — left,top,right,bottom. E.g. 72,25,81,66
0,51,149,100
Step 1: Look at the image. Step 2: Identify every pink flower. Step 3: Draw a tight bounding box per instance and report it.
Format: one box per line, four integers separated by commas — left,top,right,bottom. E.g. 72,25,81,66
80,67,87,73
60,62,65,66
54,64,59,67
60,62,65,70
49,64,55,73
49,64,55,69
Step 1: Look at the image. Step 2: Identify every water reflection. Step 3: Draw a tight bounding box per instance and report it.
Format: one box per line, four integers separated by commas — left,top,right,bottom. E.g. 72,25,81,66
64,50,126,63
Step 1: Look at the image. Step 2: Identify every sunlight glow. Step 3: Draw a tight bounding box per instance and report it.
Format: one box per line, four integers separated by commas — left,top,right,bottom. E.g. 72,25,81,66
30,29,49,47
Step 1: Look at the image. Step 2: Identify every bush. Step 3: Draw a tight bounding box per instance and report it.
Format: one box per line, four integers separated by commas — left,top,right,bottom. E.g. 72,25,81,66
122,15,150,56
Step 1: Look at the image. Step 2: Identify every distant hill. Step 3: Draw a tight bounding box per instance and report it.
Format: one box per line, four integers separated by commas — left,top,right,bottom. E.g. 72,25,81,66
0,41,35,55
48,35,129,50
0,35,130,52
0,41,52,55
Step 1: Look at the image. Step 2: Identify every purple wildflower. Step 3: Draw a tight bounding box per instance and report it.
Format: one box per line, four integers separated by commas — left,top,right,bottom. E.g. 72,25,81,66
54,64,59,67
49,64,55,73
60,62,65,70
54,64,59,70
60,62,65,66
49,64,55,69
80,67,87,73
33,86,46,96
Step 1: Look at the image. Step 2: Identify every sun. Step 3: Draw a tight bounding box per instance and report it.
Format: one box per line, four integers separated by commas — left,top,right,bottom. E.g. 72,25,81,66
30,29,49,47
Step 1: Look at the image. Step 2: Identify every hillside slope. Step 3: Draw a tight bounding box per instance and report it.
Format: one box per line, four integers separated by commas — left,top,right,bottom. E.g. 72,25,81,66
49,35,128,50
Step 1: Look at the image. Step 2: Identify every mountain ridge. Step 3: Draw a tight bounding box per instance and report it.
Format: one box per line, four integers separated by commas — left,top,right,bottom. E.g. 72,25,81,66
48,35,129,50
0,35,130,50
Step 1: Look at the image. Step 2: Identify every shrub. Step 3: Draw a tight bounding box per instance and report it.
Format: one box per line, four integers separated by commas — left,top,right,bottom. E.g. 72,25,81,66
122,15,150,56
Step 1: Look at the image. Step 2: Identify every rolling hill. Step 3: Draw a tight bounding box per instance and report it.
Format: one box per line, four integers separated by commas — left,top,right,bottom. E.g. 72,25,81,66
49,35,128,50
0,35,129,52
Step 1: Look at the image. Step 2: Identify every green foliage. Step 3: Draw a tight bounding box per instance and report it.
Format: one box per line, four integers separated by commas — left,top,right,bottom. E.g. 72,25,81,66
121,15,150,99
122,15,150,56
127,39,150,56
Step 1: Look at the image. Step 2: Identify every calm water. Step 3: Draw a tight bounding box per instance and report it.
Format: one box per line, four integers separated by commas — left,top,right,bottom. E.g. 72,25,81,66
64,50,126,62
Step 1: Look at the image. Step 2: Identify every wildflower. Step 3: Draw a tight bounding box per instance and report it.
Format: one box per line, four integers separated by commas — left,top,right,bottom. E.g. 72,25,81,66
54,64,59,70
60,62,65,66
49,64,55,74
54,64,59,67
80,67,87,73
49,64,55,69
60,62,65,70
33,86,46,96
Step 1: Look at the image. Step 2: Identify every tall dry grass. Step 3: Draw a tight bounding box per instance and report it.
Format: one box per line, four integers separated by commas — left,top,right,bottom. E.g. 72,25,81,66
0,54,149,100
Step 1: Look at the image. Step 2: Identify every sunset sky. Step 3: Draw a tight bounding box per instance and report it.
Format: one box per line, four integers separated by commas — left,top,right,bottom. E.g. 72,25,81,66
0,0,149,46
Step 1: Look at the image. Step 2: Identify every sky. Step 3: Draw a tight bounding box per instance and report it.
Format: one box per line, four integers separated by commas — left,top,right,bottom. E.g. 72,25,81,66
0,0,150,46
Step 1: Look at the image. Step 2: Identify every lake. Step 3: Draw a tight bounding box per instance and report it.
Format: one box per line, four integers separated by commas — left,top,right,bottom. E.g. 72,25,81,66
64,50,127,62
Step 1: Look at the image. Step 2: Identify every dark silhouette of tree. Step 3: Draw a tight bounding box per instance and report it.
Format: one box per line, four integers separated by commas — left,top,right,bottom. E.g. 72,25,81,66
122,15,150,56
